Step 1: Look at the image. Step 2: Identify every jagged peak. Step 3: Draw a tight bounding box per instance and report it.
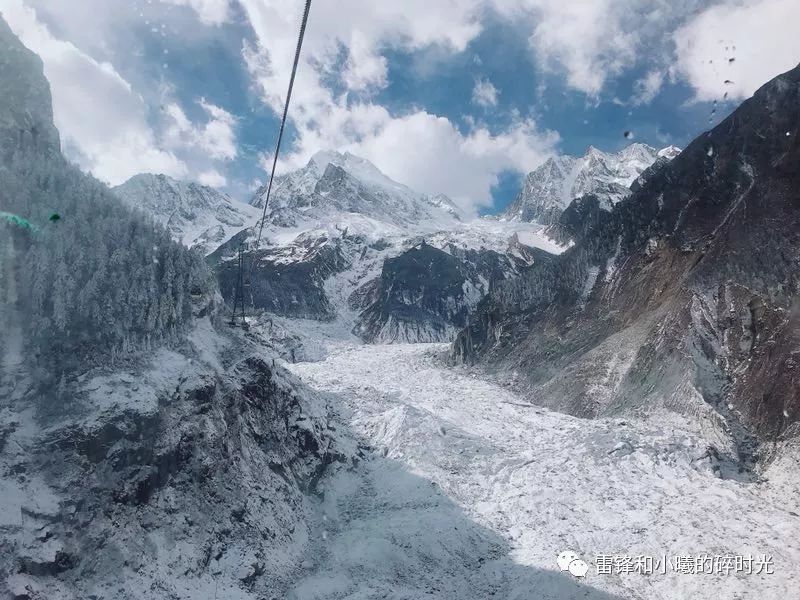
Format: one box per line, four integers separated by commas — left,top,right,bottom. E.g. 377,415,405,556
584,145,605,157
505,141,674,223
618,142,658,158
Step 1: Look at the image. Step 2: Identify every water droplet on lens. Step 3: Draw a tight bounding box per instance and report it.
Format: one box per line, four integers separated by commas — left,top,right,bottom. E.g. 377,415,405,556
707,145,714,157
624,130,634,140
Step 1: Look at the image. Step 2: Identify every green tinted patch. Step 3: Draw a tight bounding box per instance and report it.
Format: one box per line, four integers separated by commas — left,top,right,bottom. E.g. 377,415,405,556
0,211,38,232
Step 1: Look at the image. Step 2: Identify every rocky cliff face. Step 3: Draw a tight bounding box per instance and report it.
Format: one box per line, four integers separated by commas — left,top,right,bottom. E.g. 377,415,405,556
208,143,567,327
454,64,800,454
206,150,468,321
503,143,678,225
1,321,347,599
210,228,353,321
0,18,60,161
352,241,541,343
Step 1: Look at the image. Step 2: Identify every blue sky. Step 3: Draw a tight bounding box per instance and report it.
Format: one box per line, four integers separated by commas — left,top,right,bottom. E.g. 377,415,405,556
3,0,799,215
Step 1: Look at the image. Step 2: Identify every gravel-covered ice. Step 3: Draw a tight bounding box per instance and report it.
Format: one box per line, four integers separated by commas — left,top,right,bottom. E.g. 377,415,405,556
286,342,800,600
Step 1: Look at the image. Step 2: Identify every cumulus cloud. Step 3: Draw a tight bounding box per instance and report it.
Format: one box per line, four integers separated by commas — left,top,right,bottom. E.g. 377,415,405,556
235,0,731,211
238,0,561,214
268,102,558,215
0,0,187,184
164,99,237,161
672,0,800,102
632,70,664,105
10,0,791,210
163,0,230,26
197,168,228,187
491,0,714,97
472,78,499,107
524,0,638,95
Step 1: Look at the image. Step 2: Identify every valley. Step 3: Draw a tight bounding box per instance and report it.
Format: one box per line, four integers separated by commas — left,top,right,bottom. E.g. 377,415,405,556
283,337,800,600
1,10,798,600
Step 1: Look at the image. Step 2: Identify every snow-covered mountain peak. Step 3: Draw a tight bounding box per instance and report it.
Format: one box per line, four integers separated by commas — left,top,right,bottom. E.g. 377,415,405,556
113,173,260,254
502,142,675,224
618,142,658,162
249,149,461,233
584,145,607,158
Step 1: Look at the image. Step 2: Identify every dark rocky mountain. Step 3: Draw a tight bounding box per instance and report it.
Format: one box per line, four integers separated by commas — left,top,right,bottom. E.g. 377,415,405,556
454,63,800,457
352,241,543,343
0,17,60,161
208,149,468,321
209,228,353,321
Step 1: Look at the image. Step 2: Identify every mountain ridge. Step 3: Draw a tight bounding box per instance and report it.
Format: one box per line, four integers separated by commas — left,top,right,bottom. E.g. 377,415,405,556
113,173,261,255
250,150,463,231
453,62,800,451
503,142,680,225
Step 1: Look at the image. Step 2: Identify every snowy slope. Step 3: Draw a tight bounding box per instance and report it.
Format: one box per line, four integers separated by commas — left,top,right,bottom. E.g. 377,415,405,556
504,143,681,223
113,174,261,254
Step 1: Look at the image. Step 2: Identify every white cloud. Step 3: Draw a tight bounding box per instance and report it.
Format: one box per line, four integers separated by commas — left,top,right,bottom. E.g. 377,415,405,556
13,0,792,210
268,100,558,215
472,78,499,107
0,0,188,184
162,0,230,25
164,99,237,161
238,0,737,212
491,0,711,97
239,0,561,214
524,0,638,96
632,70,663,105
343,30,388,91
197,168,227,187
239,0,485,112
672,0,800,102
